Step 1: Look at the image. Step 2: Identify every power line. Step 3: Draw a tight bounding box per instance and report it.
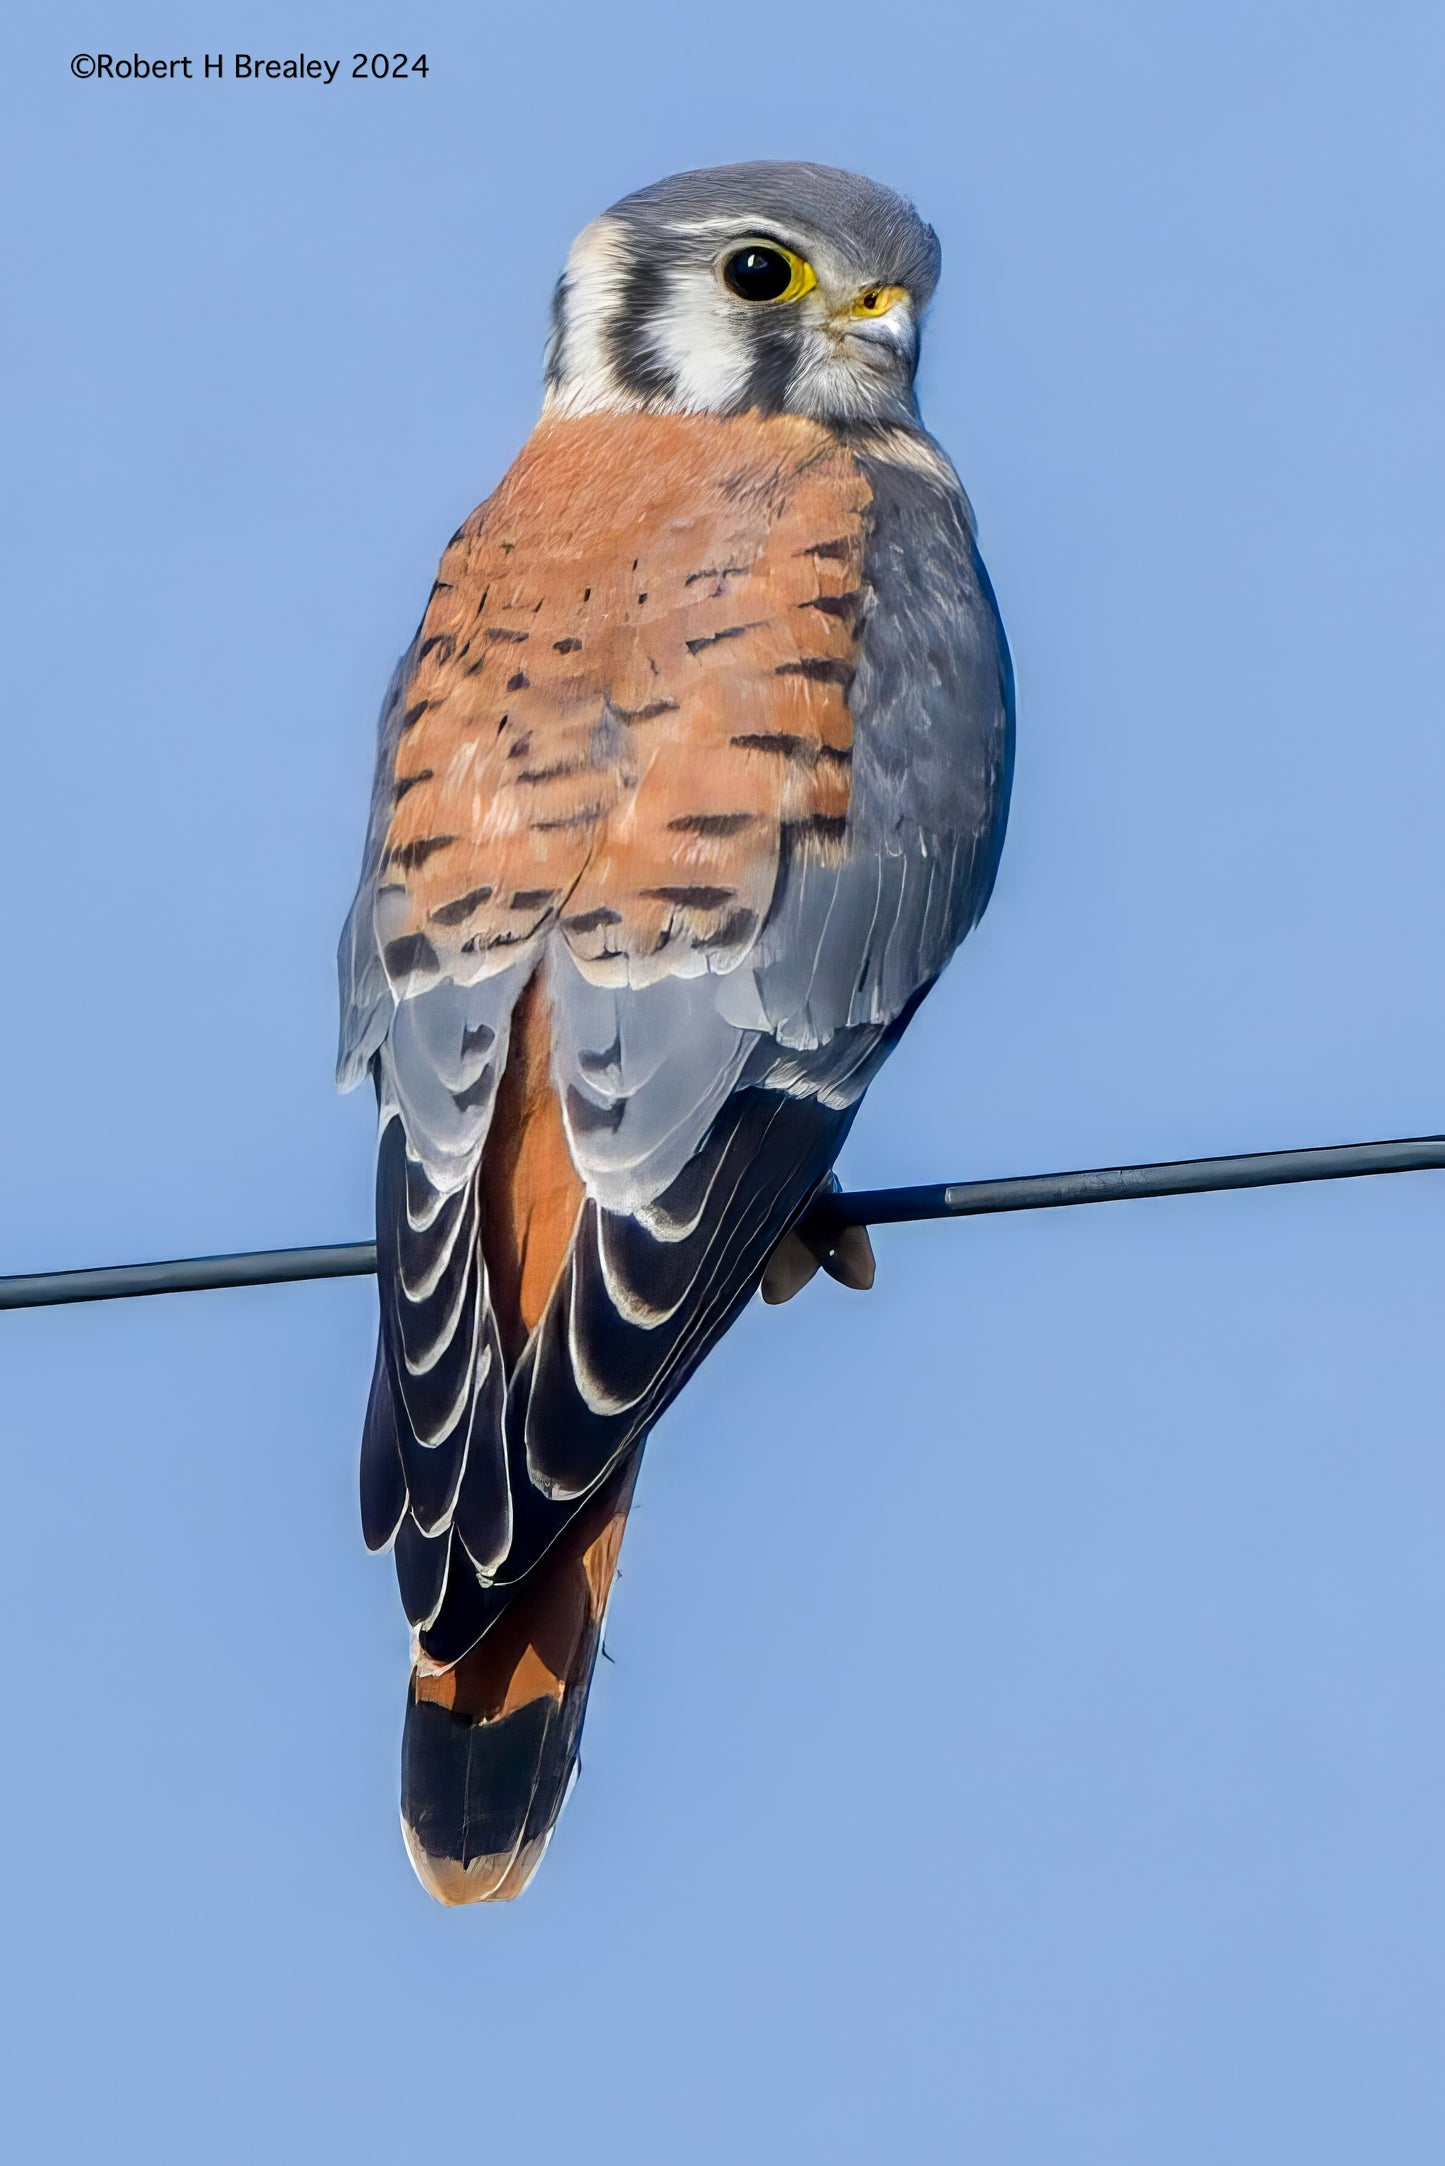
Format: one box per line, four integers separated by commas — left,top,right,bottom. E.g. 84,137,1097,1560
814,1133,1445,1226
2,1134,1440,1314
0,1241,379,1311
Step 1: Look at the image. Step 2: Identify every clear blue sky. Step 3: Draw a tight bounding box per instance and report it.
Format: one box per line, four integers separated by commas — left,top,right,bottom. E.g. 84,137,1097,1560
5,2,1444,2158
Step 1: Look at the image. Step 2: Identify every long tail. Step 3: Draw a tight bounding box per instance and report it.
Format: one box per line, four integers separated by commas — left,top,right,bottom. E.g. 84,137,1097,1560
400,1452,640,1904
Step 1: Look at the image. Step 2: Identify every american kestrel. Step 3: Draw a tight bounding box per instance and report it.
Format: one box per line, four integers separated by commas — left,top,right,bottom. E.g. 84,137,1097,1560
338,162,1013,1903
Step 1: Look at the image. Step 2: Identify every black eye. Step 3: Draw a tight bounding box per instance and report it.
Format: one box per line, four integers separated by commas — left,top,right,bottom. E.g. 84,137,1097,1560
723,246,797,302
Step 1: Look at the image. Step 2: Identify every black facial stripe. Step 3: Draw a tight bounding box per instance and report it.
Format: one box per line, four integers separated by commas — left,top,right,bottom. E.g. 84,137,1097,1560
608,252,680,405
735,310,797,417
544,273,570,390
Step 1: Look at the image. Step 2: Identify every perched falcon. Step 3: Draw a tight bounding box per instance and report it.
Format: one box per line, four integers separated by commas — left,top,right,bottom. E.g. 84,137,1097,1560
337,162,1013,1903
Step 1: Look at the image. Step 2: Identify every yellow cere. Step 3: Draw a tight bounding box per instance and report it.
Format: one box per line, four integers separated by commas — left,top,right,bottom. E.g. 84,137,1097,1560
850,284,908,317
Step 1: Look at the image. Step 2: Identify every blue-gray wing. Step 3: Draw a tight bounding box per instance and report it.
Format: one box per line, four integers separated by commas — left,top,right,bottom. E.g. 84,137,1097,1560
727,438,1014,1057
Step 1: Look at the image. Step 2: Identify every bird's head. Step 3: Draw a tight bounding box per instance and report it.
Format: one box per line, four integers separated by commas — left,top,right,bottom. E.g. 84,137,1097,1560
544,161,941,430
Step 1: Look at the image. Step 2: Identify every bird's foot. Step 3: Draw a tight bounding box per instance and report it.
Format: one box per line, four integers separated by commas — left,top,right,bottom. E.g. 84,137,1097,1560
760,1177,876,1305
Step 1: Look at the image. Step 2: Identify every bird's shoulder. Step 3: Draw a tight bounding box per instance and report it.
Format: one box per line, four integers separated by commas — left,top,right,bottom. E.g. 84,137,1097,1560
376,408,883,990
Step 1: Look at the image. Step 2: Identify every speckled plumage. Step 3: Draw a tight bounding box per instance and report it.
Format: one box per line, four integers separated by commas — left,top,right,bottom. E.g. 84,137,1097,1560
338,161,1013,1904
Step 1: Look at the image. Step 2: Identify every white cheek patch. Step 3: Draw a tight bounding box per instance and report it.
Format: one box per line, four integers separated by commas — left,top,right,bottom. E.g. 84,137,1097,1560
549,234,760,417
648,268,755,414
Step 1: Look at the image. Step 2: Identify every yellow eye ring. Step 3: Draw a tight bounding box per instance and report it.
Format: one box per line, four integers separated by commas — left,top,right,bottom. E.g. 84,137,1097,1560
721,243,818,304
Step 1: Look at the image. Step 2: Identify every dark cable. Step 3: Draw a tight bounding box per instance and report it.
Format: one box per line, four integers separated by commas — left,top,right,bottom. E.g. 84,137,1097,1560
2,1134,1440,1313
